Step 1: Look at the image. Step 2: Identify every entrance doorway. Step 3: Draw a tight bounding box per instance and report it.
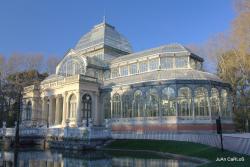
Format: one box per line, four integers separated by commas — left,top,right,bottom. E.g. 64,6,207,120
82,94,92,126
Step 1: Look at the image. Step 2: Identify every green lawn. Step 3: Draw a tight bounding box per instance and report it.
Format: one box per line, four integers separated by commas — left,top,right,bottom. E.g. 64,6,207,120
105,139,250,167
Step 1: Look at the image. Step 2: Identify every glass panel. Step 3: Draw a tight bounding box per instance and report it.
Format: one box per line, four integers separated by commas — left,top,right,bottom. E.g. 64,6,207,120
194,87,209,117
221,89,228,117
122,94,132,118
104,93,111,119
112,93,121,118
111,67,119,78
139,61,148,73
210,88,220,117
146,88,159,117
133,90,143,117
175,57,188,68
190,58,196,69
161,57,173,69
161,87,176,116
178,87,192,116
129,63,138,75
104,71,110,80
149,58,159,71
120,65,128,76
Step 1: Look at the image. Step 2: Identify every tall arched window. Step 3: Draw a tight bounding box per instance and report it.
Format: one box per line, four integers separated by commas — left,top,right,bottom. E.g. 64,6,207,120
210,88,220,117
103,93,111,119
146,88,159,117
178,87,192,117
122,94,132,118
161,87,176,116
221,89,229,117
68,94,77,119
133,90,144,117
194,87,209,117
112,93,121,118
82,94,92,120
26,101,32,120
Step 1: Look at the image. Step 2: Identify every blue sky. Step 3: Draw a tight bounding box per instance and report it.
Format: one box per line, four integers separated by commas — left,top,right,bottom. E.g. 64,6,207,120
0,0,234,58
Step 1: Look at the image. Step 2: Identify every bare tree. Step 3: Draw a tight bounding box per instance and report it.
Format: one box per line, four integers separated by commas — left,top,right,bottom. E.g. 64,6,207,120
25,54,44,72
0,54,5,77
46,55,60,74
5,54,25,75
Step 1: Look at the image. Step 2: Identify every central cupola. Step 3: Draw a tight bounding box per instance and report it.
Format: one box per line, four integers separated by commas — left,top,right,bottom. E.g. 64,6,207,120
75,22,133,54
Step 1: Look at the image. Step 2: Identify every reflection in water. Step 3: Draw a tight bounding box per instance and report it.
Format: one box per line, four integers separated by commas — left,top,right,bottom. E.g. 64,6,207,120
0,149,201,167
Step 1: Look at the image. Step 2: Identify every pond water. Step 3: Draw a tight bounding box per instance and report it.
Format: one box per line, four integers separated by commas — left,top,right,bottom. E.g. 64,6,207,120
0,148,203,167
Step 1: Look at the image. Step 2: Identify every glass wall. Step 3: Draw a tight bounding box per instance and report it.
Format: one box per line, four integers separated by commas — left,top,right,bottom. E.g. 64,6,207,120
112,93,121,118
111,67,119,78
122,94,132,118
145,88,159,117
178,87,192,116
58,59,84,76
108,86,230,120
130,63,138,75
120,65,128,76
149,58,159,71
194,87,209,117
139,61,148,73
175,57,188,68
160,57,174,69
161,87,176,116
103,93,111,119
133,90,144,117
221,89,229,117
210,88,220,117
109,55,204,79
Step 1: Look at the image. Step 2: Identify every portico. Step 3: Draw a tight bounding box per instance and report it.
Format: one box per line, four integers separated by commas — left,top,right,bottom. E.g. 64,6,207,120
22,74,100,128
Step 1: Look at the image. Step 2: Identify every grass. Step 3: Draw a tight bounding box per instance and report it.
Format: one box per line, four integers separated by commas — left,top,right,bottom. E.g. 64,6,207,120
105,139,250,167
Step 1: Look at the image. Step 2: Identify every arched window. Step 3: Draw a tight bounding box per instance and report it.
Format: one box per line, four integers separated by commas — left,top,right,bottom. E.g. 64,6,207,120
210,88,220,117
68,94,77,119
146,88,159,117
161,87,176,116
112,93,121,118
26,101,32,120
122,94,132,118
57,56,86,76
178,87,192,117
133,90,143,117
103,93,111,119
221,89,229,117
82,94,92,120
194,87,209,117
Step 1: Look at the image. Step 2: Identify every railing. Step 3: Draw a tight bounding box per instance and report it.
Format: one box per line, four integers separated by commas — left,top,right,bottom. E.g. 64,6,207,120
112,131,250,156
47,128,64,137
5,128,15,137
0,127,111,140
111,116,215,124
40,74,99,90
20,128,47,137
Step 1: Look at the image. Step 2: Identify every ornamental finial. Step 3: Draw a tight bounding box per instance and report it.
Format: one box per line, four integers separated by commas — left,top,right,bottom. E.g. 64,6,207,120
103,8,106,23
